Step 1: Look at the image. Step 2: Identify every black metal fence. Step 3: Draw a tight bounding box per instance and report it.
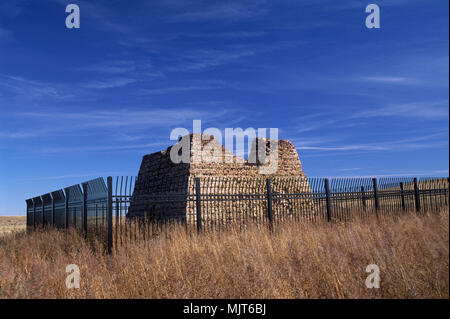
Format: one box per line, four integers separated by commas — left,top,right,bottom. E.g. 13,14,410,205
26,178,109,246
26,176,449,253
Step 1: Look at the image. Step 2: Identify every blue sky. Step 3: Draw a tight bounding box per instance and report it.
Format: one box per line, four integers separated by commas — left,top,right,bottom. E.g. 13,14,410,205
0,0,448,215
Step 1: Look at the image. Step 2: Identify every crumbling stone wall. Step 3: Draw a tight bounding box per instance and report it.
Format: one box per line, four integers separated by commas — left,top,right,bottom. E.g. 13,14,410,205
127,134,312,222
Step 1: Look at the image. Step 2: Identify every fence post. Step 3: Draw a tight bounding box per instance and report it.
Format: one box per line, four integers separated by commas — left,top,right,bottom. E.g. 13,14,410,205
51,194,55,227
107,177,113,254
399,182,406,210
361,186,366,210
33,199,36,229
64,191,69,229
266,179,274,229
372,178,379,212
324,179,332,222
41,198,44,226
414,178,421,212
195,178,202,233
82,183,88,238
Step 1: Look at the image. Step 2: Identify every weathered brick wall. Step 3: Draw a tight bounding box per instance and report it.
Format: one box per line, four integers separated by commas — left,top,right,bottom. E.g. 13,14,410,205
187,135,305,177
127,133,312,221
128,149,190,220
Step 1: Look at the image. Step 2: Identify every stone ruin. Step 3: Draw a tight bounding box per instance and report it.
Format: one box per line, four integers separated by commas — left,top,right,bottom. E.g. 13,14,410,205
127,133,313,222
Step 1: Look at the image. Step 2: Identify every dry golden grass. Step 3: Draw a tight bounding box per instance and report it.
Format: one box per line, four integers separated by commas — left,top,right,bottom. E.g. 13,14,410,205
0,209,448,299
0,216,26,236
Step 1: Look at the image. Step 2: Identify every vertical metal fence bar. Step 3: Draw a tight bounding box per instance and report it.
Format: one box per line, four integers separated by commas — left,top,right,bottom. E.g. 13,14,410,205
266,178,274,230
82,183,88,238
51,195,55,226
361,186,366,211
414,178,421,212
195,178,202,233
64,192,69,229
116,176,121,248
41,198,44,227
324,178,332,222
129,176,133,242
400,182,406,211
107,176,113,254
372,178,379,213
33,199,36,229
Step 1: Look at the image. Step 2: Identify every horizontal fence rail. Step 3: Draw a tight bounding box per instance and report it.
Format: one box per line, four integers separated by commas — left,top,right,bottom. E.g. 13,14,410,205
25,176,449,253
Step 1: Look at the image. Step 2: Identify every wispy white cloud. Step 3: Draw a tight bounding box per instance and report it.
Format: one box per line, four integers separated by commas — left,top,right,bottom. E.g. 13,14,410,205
17,108,224,127
0,75,69,99
161,39,305,74
139,84,226,95
113,133,149,142
295,118,341,133
116,35,305,76
75,60,163,81
0,131,48,139
297,133,448,153
168,2,267,22
298,145,387,151
76,60,138,75
37,142,168,154
167,49,256,72
361,76,414,84
176,31,267,39
354,100,449,119
291,137,337,147
1,108,231,140
82,78,138,89
291,99,449,136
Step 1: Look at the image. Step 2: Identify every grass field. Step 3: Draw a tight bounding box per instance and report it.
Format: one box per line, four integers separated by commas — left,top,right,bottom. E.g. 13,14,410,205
0,216,26,236
0,209,448,298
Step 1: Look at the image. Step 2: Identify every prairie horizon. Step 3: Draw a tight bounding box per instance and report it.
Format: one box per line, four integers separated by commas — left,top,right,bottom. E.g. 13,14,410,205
0,216,26,236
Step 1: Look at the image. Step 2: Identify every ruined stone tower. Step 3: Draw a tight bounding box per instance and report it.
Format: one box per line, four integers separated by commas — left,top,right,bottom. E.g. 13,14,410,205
127,134,311,220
